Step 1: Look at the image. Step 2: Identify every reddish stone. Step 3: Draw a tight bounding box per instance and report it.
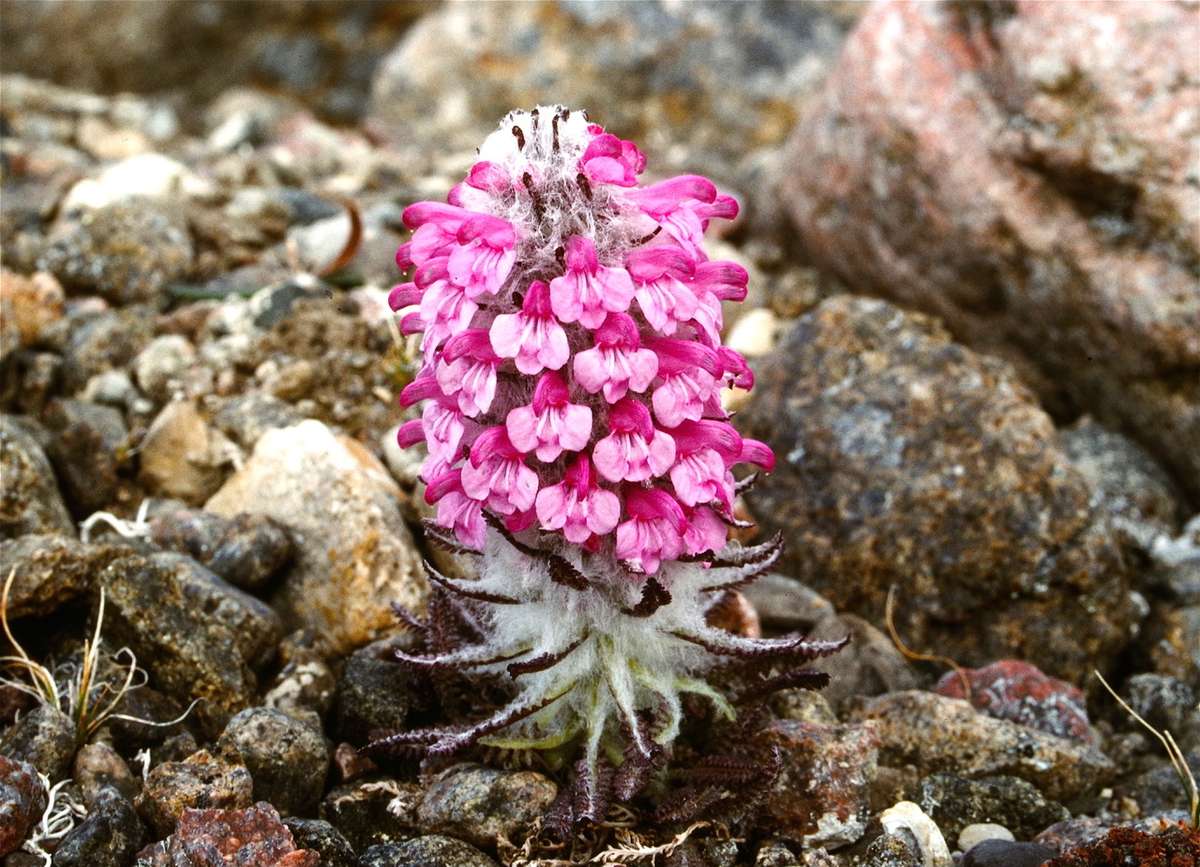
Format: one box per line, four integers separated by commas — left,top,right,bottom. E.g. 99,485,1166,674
761,720,879,848
936,659,1094,744
1043,822,1200,867
0,755,46,857
138,801,320,866
784,0,1200,499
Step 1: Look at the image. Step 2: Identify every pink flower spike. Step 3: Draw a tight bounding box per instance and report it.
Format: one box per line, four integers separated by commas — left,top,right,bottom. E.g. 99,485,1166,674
506,372,593,462
448,214,517,298
681,504,728,556
615,487,687,574
580,133,645,187
399,369,441,408
593,398,675,483
449,160,512,209
461,426,539,515
436,330,501,417
396,243,414,271
573,312,659,404
549,236,635,328
535,455,621,544
626,245,698,335
488,280,570,375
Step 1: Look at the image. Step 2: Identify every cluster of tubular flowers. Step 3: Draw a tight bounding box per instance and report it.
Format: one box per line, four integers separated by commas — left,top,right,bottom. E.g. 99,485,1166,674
391,105,773,575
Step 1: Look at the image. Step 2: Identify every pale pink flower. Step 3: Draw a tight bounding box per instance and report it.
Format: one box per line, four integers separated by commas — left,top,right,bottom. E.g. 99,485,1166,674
625,245,697,335
681,504,728,556
488,280,570,375
535,455,621,544
572,313,658,404
435,329,500,417
447,213,517,298
631,175,738,254
593,398,675,483
549,235,635,328
506,371,593,462
615,487,687,574
649,338,722,428
666,420,742,509
460,426,539,516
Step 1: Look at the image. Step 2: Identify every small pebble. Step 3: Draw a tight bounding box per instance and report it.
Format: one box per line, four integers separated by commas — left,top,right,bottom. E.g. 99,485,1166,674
957,822,1014,852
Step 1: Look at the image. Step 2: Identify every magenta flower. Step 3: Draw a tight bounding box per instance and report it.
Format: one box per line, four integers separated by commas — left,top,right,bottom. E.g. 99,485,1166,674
549,235,635,328
488,280,570,375
425,468,486,550
460,426,539,516
506,371,593,462
572,312,658,404
592,398,675,484
615,487,687,575
649,338,721,428
535,455,621,545
579,130,645,187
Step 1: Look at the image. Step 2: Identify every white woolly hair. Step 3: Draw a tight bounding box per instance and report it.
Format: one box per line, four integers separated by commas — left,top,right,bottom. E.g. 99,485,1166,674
383,523,845,805
473,105,655,300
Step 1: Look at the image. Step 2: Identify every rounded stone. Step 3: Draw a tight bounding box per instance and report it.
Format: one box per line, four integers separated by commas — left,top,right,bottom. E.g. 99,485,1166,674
218,707,329,817
416,763,558,849
958,823,1014,852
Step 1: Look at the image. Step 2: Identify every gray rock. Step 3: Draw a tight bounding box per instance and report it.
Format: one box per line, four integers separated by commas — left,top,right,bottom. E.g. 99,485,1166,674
61,308,155,394
133,334,196,403
73,742,139,807
1124,674,1198,736
416,763,558,849
742,572,837,632
148,507,293,593
134,749,253,838
51,785,144,867
138,401,237,505
358,835,498,867
810,613,919,710
39,200,193,305
858,691,1114,803
0,534,126,619
211,392,305,451
283,817,357,867
0,415,74,539
333,638,413,744
43,398,128,515
741,296,1134,683
98,553,269,734
0,704,76,781
0,755,47,855
1062,417,1184,542
861,831,922,867
962,839,1054,867
263,634,336,717
320,778,422,851
218,707,329,817
917,773,1068,843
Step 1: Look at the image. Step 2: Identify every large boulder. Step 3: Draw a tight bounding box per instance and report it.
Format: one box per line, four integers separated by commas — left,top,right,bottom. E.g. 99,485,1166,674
740,296,1134,681
783,0,1200,499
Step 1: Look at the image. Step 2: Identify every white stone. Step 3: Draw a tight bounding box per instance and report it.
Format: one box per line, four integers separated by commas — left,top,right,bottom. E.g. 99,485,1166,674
958,823,1014,853
62,153,212,211
725,307,781,358
879,801,952,867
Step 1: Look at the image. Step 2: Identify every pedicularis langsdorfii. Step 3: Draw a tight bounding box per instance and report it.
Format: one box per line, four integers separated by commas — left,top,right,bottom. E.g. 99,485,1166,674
372,106,845,821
